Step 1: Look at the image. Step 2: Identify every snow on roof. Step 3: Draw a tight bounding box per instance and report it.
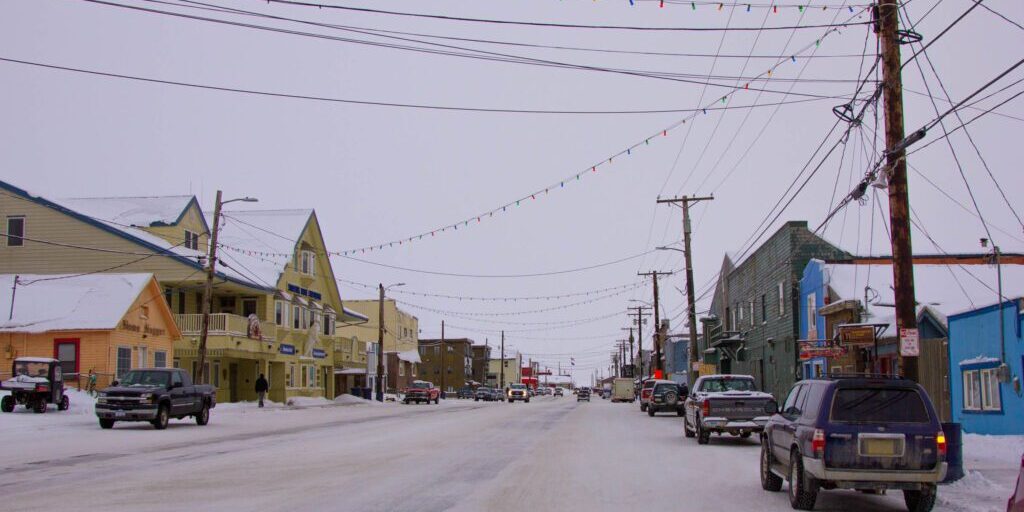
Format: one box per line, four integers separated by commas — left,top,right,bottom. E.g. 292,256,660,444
822,262,1024,334
58,196,196,228
0,274,153,333
958,355,1002,367
214,209,313,288
394,350,422,364
342,306,369,322
14,357,59,363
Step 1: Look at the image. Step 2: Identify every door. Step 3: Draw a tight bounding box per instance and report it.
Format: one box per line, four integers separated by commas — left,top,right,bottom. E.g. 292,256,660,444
53,339,79,382
772,384,804,462
138,347,149,369
242,298,258,318
229,363,239,403
170,371,189,415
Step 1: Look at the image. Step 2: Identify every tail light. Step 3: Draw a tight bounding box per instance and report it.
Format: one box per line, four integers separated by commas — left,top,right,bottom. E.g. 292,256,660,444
701,401,710,416
936,431,947,458
811,429,826,458
35,384,49,392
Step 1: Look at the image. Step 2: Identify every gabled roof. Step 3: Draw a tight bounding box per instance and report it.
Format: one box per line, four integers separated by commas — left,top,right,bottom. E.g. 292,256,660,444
57,195,206,230
214,209,314,289
0,273,158,333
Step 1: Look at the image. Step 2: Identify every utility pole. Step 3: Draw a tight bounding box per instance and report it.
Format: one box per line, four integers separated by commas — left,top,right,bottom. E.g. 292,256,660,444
638,271,673,376
878,0,918,381
197,191,224,386
376,283,386,401
440,320,446,396
628,306,651,379
8,275,18,321
658,195,713,388
500,330,505,392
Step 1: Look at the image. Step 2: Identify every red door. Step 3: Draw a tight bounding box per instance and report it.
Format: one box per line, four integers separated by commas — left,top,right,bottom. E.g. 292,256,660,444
53,339,80,381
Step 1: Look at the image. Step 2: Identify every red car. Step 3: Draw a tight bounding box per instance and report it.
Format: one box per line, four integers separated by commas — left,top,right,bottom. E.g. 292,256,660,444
1009,453,1024,512
403,380,440,405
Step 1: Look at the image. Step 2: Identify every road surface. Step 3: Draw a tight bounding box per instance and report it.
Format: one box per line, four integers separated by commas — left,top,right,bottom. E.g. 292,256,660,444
0,391,1010,511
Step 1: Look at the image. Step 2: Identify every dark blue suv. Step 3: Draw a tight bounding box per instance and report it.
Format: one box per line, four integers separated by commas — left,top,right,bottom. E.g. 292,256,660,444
760,375,947,511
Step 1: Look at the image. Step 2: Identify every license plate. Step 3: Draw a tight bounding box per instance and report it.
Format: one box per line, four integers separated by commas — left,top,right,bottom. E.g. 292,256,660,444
862,438,898,456
114,411,126,417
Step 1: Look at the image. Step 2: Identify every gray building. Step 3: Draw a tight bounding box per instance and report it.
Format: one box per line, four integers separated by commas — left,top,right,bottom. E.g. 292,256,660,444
703,220,849,400
663,335,691,384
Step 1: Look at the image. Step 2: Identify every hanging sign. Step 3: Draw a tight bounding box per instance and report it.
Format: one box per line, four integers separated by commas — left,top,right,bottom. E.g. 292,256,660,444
799,340,847,361
899,328,920,357
839,325,876,346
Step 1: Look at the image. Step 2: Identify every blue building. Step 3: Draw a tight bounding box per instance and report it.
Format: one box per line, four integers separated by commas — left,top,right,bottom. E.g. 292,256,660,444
947,299,1024,435
664,337,690,385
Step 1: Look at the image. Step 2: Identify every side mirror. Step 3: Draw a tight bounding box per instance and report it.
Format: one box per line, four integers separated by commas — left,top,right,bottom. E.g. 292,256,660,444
111,380,119,387
171,382,184,389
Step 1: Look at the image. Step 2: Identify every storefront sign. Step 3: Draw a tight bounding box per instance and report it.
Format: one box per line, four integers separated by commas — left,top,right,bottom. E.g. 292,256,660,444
312,349,326,359
799,340,847,361
120,320,166,337
899,328,919,357
279,344,296,355
838,325,876,346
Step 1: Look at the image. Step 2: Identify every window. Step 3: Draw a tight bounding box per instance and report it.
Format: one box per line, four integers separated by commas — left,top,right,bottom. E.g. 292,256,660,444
749,301,754,326
806,293,818,339
323,313,334,336
435,346,440,356
6,216,25,246
275,301,287,326
171,371,183,387
782,385,803,415
399,363,405,377
154,351,167,368
293,305,301,329
761,294,767,324
164,288,173,309
213,362,220,388
178,290,186,314
726,307,732,330
300,250,316,275
832,388,930,423
184,230,200,250
288,364,295,387
777,282,785,317
54,340,79,379
964,368,1002,412
738,304,744,322
116,347,132,379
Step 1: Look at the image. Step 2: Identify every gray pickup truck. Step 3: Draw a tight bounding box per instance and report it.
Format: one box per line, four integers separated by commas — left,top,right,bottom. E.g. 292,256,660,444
95,368,216,430
683,374,777,445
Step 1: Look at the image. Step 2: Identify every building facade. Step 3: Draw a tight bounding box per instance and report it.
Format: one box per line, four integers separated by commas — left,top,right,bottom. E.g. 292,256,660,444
419,338,474,393
336,299,418,395
471,344,492,385
486,354,522,389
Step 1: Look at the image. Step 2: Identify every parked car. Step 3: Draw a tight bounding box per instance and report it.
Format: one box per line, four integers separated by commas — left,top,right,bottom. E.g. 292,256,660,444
456,386,475,399
639,379,657,412
684,374,776,444
507,383,530,403
1009,453,1024,512
647,381,688,417
474,387,498,401
577,388,591,402
760,375,948,512
554,387,564,397
95,368,215,430
404,380,440,404
1,357,70,414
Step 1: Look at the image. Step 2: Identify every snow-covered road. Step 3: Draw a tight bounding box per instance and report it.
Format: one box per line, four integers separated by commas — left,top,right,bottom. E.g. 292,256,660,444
0,391,1018,511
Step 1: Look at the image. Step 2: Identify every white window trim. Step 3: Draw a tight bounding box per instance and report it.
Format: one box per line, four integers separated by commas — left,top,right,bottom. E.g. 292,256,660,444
154,350,167,368
807,293,818,338
963,368,1002,412
116,345,132,379
778,282,785,317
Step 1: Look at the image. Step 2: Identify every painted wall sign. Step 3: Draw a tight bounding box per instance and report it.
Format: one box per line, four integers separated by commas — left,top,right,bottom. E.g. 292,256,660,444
279,344,296,355
312,349,326,359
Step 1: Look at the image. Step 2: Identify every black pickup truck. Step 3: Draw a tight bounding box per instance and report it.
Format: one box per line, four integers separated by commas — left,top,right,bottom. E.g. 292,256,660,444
95,368,216,430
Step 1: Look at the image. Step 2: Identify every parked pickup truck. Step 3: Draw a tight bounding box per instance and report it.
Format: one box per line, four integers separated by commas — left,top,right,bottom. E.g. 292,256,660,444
404,380,440,404
684,374,777,445
95,368,215,430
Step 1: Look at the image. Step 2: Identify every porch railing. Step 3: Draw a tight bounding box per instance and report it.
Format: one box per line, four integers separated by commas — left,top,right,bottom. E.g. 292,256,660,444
174,313,277,341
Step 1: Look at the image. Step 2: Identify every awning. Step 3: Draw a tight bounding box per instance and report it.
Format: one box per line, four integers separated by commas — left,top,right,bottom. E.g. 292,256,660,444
395,350,421,364
334,368,367,375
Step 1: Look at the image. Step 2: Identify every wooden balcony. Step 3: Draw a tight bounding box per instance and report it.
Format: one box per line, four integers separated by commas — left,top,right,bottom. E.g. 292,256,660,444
174,313,277,342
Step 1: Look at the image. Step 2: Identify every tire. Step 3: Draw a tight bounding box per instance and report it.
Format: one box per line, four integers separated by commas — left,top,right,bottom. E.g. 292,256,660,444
684,417,696,438
677,409,684,417
761,437,784,492
640,403,648,412
904,484,937,512
152,404,169,430
475,398,479,402
435,397,440,404
195,403,210,426
58,395,70,411
788,449,819,510
99,419,115,429
526,399,530,403
696,417,710,444
741,432,753,439
0,395,13,413
647,406,655,417
33,400,47,414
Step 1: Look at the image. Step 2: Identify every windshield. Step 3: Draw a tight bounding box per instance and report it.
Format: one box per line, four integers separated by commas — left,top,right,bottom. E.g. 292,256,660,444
409,382,431,389
831,388,930,423
655,384,679,392
120,370,170,387
701,378,755,392
14,361,50,379
510,384,527,390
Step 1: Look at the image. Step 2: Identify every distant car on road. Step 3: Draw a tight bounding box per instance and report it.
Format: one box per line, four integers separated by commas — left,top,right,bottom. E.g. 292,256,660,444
456,386,475,399
647,381,687,417
683,374,775,444
577,388,591,402
554,387,564,397
403,380,440,404
95,368,215,430
760,375,947,512
474,387,499,401
639,379,658,412
507,383,530,403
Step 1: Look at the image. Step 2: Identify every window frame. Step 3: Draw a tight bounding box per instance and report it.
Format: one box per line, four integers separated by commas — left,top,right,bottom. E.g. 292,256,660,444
154,350,167,368
778,282,785,317
6,216,25,247
760,294,767,324
806,292,818,338
300,250,316,275
116,346,132,379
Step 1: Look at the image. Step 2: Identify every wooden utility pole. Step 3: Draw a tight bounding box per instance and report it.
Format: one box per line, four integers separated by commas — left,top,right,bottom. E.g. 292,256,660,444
499,330,505,392
878,0,918,381
638,271,673,375
376,283,385,401
440,320,446,396
628,306,651,378
658,195,713,388
197,190,224,386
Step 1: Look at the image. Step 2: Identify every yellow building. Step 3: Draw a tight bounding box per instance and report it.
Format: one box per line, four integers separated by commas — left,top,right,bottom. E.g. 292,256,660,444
486,354,522,389
0,180,365,403
335,300,418,395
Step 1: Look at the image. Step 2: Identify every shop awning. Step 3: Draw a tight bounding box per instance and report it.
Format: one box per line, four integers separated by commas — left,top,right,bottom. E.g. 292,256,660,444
335,368,367,375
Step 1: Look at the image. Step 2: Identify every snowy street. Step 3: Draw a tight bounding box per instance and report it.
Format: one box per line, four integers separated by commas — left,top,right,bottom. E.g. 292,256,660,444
1,390,1020,512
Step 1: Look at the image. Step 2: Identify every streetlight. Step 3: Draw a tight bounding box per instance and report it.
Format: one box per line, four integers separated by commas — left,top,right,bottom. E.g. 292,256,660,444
656,245,685,254
197,191,258,385
376,282,405,401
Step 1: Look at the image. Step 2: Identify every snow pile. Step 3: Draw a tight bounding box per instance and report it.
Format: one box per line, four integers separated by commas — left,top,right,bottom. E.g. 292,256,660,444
333,394,383,406
938,434,1024,512
285,396,333,408
963,433,1024,468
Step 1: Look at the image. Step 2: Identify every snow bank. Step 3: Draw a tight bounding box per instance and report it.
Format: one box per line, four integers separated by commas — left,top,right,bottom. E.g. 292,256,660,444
333,394,383,406
963,433,1024,468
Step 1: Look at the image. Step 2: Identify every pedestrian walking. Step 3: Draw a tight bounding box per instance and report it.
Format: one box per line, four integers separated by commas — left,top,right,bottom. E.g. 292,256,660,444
87,369,97,397
255,373,269,408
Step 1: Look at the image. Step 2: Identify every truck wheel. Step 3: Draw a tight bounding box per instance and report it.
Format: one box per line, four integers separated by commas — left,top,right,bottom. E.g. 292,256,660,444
640,403,647,412
152,404,169,430
760,437,783,492
647,407,655,417
58,395,70,411
195,403,210,426
677,409,684,416
788,449,819,510
525,399,530,403
435,397,440,404
99,419,115,429
740,432,752,439
1,395,13,413
33,400,47,414
696,418,710,445
684,418,696,438
903,484,937,512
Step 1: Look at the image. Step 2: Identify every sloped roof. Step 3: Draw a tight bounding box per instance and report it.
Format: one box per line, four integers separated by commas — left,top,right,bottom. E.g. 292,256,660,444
58,196,200,228
0,273,153,333
214,209,313,288
823,262,1024,334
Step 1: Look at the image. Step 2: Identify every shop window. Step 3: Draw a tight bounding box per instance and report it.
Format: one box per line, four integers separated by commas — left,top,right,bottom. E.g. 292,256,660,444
154,351,167,368
6,216,25,246
116,347,132,379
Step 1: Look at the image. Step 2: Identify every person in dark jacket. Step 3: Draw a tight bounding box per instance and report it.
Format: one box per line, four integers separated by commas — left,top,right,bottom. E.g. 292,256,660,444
255,374,269,408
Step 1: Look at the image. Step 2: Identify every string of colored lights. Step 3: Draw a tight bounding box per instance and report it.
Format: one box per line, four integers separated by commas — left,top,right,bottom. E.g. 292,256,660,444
390,287,639,317
336,277,649,302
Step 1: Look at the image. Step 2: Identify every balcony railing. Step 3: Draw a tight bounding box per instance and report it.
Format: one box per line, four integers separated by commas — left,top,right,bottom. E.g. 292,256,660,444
174,313,277,342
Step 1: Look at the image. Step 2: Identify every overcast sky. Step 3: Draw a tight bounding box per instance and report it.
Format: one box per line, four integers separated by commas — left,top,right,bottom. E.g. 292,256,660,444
3,0,1022,383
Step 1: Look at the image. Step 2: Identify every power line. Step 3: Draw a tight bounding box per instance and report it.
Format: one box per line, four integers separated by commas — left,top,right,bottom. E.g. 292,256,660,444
332,251,663,279
337,277,648,302
256,0,873,31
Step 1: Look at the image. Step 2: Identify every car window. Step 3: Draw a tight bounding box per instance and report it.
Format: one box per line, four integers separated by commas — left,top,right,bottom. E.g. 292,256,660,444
172,371,183,386
701,378,755,393
800,383,826,420
830,387,930,423
782,384,804,415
